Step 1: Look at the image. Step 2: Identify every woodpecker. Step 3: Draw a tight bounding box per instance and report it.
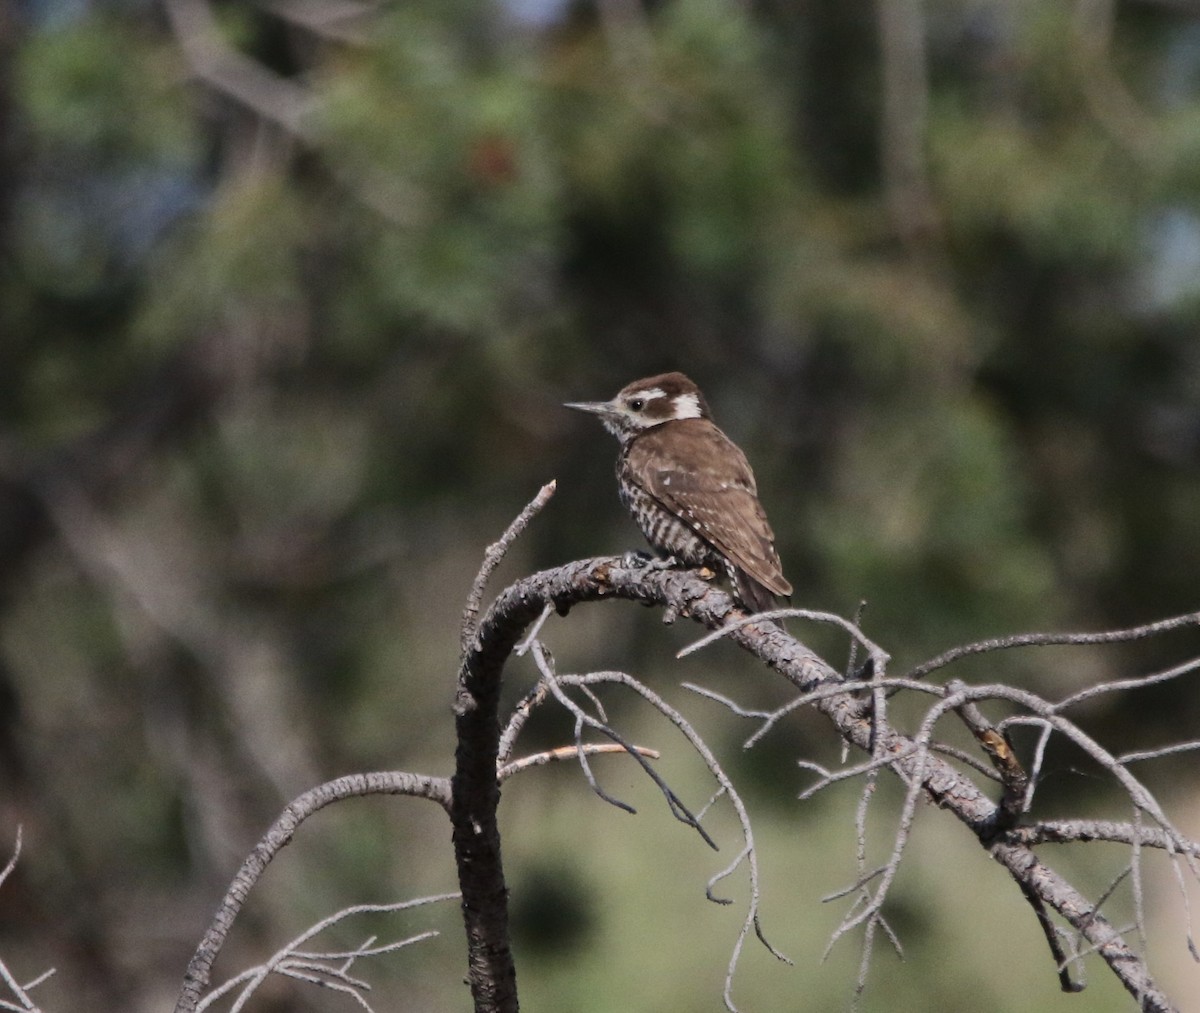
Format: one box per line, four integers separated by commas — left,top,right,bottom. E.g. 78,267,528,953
565,372,792,613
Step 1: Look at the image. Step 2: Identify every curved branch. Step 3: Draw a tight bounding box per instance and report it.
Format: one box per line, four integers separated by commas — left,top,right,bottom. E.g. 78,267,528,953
456,554,1184,1011
175,771,451,1013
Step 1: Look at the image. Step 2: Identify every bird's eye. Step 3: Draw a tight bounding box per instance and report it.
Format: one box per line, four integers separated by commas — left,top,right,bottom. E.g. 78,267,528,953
629,398,645,412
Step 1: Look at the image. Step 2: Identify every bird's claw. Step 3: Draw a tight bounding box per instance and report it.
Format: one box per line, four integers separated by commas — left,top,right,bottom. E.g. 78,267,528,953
620,550,678,571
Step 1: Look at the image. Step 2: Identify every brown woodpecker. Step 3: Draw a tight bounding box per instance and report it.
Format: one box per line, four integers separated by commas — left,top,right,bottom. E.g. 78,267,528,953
565,372,792,612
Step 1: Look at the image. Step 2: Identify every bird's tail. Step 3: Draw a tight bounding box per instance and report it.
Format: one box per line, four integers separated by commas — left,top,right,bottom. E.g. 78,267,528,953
733,570,786,616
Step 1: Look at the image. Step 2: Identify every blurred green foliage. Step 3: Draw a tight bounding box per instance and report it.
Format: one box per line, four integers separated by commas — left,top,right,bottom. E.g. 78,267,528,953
1,0,1199,1009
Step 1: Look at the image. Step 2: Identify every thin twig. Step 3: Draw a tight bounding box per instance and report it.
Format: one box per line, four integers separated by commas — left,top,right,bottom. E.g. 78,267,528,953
1118,740,1200,765
678,608,889,672
905,612,1200,682
198,897,458,1012
0,829,19,891
1014,876,1084,993
513,602,554,657
1054,655,1200,712
530,648,791,1011
0,829,55,1011
498,676,551,767
929,741,1004,783
530,646,714,843
498,743,660,781
461,481,557,656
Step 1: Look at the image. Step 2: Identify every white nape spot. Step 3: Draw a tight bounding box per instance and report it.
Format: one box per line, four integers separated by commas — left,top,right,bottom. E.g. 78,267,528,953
673,392,702,419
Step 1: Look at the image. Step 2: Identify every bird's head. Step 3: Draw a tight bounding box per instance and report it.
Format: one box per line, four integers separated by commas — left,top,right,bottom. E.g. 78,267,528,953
564,372,711,443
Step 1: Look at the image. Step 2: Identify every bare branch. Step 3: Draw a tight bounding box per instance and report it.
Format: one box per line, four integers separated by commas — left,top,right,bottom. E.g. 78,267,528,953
950,695,1028,829
175,771,451,1013
498,742,661,782
1006,819,1200,855
677,607,889,672
684,675,940,751
928,741,1004,783
1021,720,1055,815
681,681,810,749
1015,875,1085,993
513,602,554,657
497,672,550,767
524,647,791,1011
906,611,1200,682
197,896,458,1012
461,482,557,656
1119,739,1200,765
941,682,1198,864
0,829,55,1012
437,552,1198,1009
531,647,716,843
0,828,19,891
1053,654,1200,711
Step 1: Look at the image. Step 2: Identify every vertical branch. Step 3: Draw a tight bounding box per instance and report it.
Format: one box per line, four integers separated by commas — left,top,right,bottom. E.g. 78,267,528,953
451,612,530,1013
461,482,556,656
450,486,556,1013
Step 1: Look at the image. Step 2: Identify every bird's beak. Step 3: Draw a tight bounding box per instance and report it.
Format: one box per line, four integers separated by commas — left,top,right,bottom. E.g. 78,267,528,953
563,399,616,417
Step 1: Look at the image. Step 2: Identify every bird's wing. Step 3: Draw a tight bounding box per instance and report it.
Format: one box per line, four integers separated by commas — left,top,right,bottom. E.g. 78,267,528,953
629,423,792,597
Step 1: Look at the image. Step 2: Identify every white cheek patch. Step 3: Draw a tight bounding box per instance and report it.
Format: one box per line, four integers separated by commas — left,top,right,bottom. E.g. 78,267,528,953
672,392,702,419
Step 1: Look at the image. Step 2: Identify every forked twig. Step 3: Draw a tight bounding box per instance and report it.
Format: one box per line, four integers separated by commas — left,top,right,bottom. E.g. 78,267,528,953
175,772,452,1013
197,895,459,1012
526,643,791,1011
529,644,716,841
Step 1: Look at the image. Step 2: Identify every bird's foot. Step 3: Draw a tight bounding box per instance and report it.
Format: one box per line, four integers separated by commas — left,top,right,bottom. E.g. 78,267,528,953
620,550,678,571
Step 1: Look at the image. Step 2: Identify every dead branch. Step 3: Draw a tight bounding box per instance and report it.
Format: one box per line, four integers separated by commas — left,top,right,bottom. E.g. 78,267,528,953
196,895,458,1012
174,771,451,1013
520,650,792,1011
168,504,1198,1012
0,829,55,1012
905,611,1200,681
497,742,661,781
1006,820,1200,855
455,553,1196,1010
461,481,557,656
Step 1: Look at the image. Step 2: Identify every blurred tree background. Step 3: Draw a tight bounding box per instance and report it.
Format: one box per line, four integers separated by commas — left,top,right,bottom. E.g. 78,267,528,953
1,0,1199,1009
